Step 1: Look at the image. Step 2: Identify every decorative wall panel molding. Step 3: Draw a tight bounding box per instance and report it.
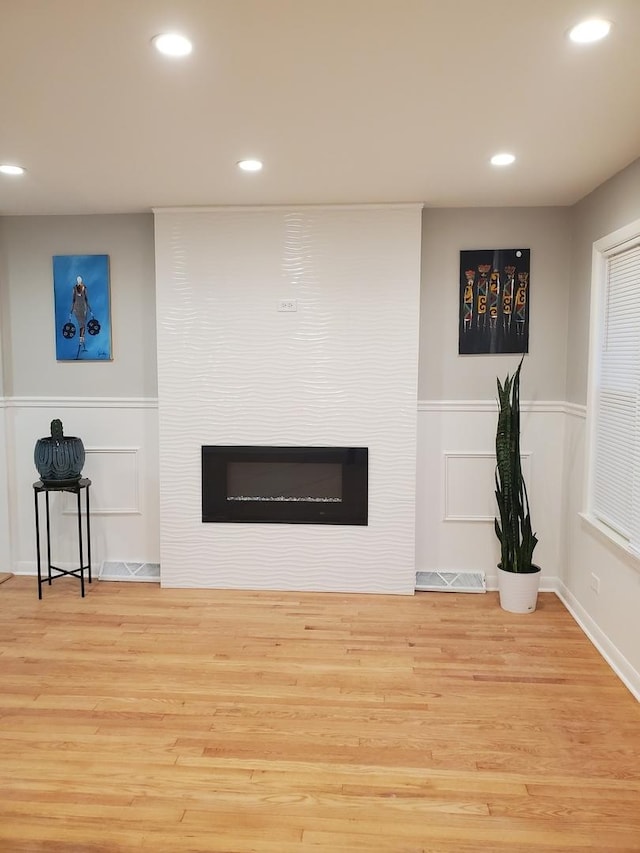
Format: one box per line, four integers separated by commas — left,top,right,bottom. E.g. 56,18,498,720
443,451,532,522
62,447,140,515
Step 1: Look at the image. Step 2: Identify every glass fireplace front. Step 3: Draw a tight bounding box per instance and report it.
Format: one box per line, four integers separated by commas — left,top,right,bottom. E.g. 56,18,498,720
202,446,368,525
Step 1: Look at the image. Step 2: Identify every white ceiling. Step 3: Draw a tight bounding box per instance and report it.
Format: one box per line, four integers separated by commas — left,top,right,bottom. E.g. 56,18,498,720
1,0,640,215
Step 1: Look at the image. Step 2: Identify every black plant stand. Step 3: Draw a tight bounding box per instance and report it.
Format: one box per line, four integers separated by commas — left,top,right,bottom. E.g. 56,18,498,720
33,478,92,598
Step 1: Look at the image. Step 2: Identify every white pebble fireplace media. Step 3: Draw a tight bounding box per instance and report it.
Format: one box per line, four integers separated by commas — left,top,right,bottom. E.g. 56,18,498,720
154,204,422,593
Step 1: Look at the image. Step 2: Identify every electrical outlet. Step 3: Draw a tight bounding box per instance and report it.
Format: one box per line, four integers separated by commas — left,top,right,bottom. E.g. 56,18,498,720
278,299,297,312
590,573,600,594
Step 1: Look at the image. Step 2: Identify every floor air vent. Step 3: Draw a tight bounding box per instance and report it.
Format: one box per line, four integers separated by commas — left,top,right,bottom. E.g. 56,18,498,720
415,571,486,593
99,562,160,582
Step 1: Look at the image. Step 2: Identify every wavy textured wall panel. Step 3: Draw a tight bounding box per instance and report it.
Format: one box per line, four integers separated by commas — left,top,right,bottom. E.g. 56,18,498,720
154,205,422,593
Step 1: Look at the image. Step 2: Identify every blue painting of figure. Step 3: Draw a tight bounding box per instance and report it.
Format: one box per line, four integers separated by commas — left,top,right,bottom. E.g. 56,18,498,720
53,255,112,361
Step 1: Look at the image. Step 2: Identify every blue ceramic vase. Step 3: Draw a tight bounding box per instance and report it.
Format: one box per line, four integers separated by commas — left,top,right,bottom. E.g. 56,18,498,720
34,419,85,486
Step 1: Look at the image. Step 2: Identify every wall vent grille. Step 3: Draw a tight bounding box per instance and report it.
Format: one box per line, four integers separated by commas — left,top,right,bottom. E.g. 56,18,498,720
416,571,486,593
99,562,160,582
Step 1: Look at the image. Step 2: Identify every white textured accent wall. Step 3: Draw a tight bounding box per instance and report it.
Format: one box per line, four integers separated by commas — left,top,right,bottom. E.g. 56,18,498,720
154,205,422,593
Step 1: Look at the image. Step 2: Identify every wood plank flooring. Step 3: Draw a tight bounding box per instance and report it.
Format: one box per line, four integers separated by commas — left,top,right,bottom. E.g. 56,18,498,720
0,576,639,852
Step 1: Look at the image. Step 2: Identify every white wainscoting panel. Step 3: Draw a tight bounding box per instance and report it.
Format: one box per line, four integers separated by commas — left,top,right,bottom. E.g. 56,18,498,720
562,406,640,694
6,399,159,573
444,451,531,522
0,398,11,572
416,402,565,586
154,205,422,593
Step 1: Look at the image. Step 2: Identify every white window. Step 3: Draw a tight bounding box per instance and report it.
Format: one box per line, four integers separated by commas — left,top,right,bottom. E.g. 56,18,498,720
587,218,640,558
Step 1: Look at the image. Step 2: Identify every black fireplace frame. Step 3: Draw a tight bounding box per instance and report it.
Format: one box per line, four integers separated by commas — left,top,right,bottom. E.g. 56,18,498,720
202,445,368,525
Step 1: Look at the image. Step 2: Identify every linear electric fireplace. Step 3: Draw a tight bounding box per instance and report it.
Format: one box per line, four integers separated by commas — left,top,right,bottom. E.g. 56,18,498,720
202,446,368,525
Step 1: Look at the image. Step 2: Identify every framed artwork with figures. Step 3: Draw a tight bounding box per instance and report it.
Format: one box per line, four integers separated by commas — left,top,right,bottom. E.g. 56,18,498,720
459,248,530,355
53,254,112,361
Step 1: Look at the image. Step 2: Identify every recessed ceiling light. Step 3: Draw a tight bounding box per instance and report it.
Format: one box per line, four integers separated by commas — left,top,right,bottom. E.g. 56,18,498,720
568,19,612,43
0,164,26,175
237,159,263,172
490,153,516,167
152,33,193,57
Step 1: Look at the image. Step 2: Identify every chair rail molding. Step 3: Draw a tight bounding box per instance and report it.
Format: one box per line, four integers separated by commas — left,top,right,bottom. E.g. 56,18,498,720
6,396,158,409
418,399,577,414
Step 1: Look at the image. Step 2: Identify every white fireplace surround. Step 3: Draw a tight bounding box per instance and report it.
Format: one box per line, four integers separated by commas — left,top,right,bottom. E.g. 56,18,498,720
153,205,422,593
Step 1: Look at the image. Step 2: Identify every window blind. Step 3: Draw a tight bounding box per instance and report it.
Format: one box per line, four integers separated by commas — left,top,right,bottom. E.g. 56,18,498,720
593,242,640,552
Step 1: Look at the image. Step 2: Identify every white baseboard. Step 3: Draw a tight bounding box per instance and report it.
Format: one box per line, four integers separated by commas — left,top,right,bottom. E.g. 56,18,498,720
556,580,640,702
484,573,638,700
13,562,40,576
13,561,96,576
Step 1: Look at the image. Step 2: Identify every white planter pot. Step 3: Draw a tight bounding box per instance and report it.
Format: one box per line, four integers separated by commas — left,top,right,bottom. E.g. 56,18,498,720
497,565,541,613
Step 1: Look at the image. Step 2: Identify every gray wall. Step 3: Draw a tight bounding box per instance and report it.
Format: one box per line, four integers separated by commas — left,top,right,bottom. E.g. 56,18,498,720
0,214,156,397
0,231,6,398
1,207,574,403
0,234,10,571
0,223,9,396
567,157,640,404
419,207,572,401
0,207,576,403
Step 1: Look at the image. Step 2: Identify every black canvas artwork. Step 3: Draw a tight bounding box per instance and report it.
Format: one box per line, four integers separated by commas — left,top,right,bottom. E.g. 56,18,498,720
459,248,530,354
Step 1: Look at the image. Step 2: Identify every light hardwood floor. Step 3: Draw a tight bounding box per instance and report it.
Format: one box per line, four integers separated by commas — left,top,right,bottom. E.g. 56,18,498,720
1,576,639,852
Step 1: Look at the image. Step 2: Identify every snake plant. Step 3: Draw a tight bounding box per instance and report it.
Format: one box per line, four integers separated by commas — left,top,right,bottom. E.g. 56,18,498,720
494,359,538,573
